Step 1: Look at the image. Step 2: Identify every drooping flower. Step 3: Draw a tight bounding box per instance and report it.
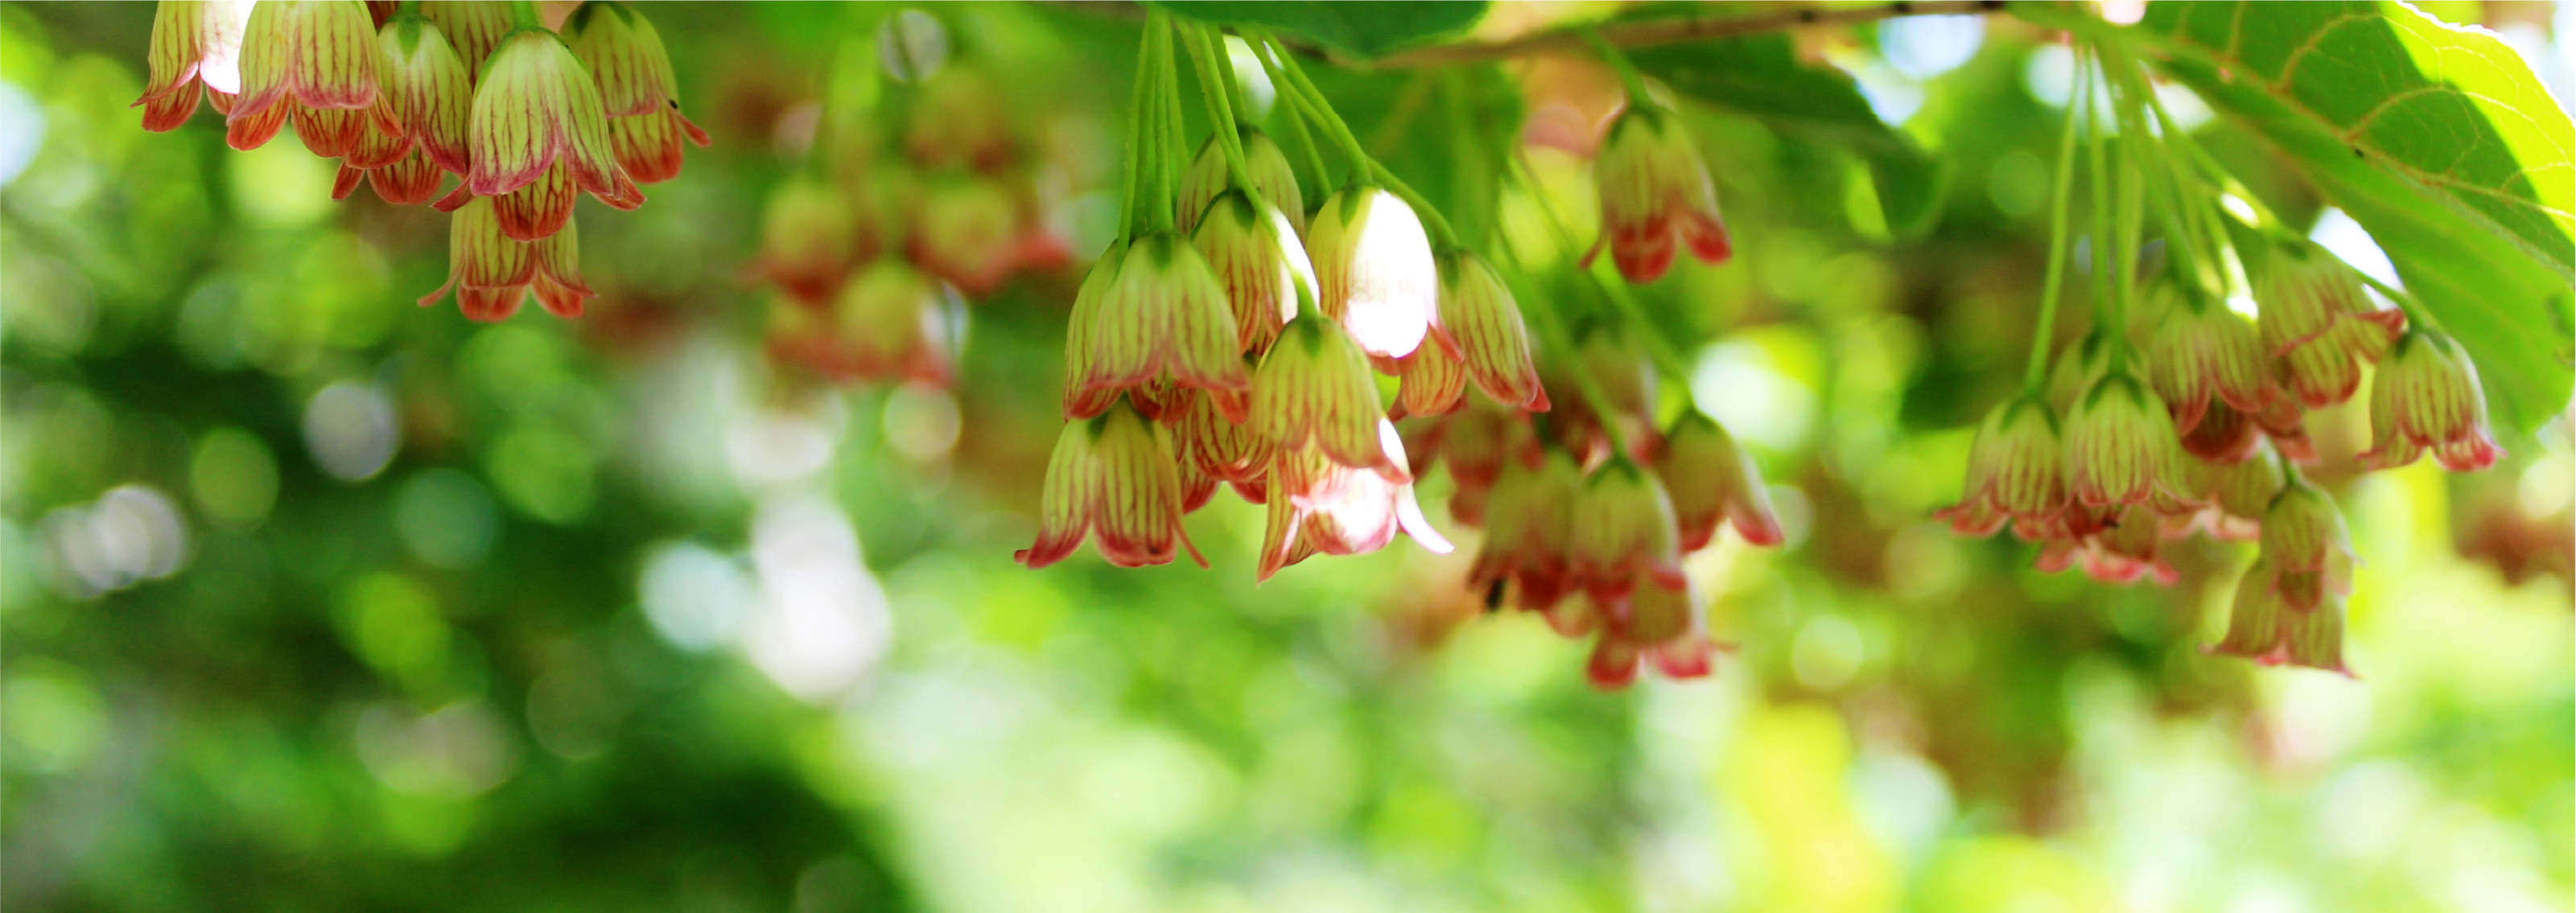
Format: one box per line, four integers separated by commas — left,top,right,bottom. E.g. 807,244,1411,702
332,15,473,203
135,0,256,130
460,28,642,228
2260,478,2355,613
1544,323,1657,461
1306,186,1436,361
1937,396,2068,539
1572,574,1718,689
1064,234,1251,422
1192,191,1314,353
1173,382,1272,487
1587,105,1729,284
1656,412,1782,551
2064,372,2197,509
2363,331,2501,471
905,63,1012,171
565,1,709,183
909,175,1026,297
2174,398,2263,464
227,0,394,156
418,196,591,322
2210,557,2351,675
1176,127,1305,240
1565,459,1688,602
2035,504,2178,585
2044,331,2113,415
1247,315,1405,479
2257,246,2403,409
334,146,449,204
749,177,864,305
1256,438,1451,581
1391,335,1468,420
1017,404,1205,570
831,260,952,386
1467,449,1582,611
2145,294,2271,434
1434,252,1548,412
2162,438,2282,541
417,0,511,80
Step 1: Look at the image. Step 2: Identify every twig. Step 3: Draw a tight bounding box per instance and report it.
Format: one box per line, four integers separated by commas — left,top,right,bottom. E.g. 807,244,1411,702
1362,1,2008,68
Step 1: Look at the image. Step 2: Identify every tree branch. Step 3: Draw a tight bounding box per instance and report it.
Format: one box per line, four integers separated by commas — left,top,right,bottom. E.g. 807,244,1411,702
1361,1,2007,68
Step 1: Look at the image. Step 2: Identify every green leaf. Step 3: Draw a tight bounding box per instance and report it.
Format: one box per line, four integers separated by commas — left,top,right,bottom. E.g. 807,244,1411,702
1156,2,1489,60
2095,0,2574,432
1629,34,1947,238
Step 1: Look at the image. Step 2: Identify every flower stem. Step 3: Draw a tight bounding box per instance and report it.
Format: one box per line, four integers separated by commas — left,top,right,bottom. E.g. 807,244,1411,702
1180,22,1260,209
1252,31,1463,250
2023,43,2091,395
1491,234,1633,457
1583,29,1657,112
507,0,541,29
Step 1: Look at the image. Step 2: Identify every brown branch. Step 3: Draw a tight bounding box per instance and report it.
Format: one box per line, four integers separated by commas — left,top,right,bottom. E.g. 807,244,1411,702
1358,1,2009,68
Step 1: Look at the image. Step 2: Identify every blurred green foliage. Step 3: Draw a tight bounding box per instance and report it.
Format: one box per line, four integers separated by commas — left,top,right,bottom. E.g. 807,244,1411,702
2,3,2570,913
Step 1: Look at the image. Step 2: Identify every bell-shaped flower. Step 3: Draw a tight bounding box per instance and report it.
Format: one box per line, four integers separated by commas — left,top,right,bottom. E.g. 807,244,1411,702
1468,449,1581,611
909,175,1025,297
1064,234,1251,422
1655,412,1782,551
1391,335,1467,420
418,196,591,322
1936,396,2067,539
464,28,641,216
2146,296,2271,434
2036,504,2178,585
905,64,1012,171
1017,405,1204,570
136,0,255,130
1247,314,1403,479
1307,186,1436,360
1578,574,1719,689
2248,393,2318,464
2174,398,2264,464
1587,106,1730,283
2257,247,2404,408
2210,557,2351,675
331,16,473,204
831,261,952,386
1544,323,1659,461
1566,459,1688,602
1434,252,1548,411
748,177,864,305
1193,191,1314,353
566,2,709,183
1256,438,1451,581
1420,400,1540,506
418,1,511,82
1174,382,1271,486
2260,479,2355,613
227,0,394,156
2162,438,2281,541
2064,372,2198,509
1177,127,1305,240
334,147,448,204
604,103,713,184
2364,331,2501,471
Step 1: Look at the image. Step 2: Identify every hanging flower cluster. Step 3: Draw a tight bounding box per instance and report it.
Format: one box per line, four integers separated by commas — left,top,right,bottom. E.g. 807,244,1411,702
756,14,1069,390
1935,43,2501,676
1022,15,1463,578
1012,16,1782,691
137,0,707,323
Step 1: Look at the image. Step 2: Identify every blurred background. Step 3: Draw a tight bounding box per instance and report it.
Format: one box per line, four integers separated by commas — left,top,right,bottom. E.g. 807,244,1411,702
2,2,2570,911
